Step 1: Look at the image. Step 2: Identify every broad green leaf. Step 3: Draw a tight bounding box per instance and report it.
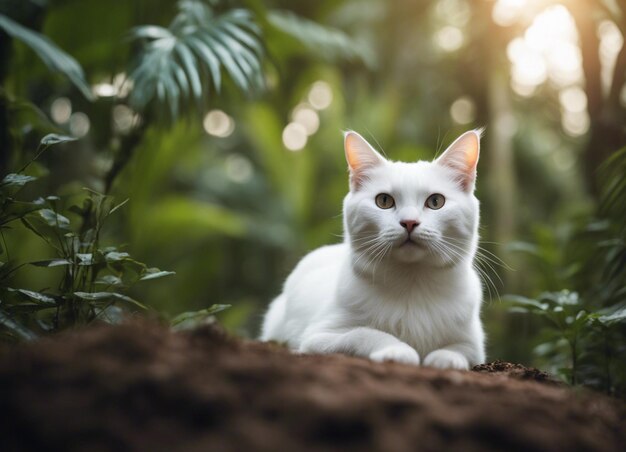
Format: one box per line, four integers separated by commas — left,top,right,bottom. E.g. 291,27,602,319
38,209,70,229
0,15,94,100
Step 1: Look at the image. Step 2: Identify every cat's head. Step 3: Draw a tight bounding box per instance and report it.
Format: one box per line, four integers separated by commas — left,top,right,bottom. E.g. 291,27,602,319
342,130,481,268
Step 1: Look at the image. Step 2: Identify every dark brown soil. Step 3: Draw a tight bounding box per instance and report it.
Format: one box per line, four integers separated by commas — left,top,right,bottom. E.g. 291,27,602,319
0,322,624,452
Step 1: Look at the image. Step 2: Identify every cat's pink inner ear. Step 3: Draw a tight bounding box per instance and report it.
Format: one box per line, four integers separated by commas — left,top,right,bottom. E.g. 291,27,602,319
344,131,385,188
436,130,481,191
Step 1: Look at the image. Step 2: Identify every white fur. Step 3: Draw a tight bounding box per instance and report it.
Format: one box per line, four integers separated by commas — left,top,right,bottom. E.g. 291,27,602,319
261,130,486,369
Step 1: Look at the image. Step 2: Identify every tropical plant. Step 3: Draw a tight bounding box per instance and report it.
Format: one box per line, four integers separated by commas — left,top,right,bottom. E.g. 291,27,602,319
127,0,264,119
0,134,176,341
506,147,626,395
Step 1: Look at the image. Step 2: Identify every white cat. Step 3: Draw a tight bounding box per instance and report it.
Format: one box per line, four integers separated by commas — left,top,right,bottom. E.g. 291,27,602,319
261,130,485,370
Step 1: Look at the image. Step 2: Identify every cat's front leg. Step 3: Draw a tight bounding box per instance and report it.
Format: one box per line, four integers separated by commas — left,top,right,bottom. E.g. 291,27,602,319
300,327,420,365
423,342,483,370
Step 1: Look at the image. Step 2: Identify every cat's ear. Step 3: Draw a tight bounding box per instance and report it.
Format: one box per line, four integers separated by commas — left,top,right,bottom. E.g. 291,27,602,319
435,129,481,192
344,131,386,190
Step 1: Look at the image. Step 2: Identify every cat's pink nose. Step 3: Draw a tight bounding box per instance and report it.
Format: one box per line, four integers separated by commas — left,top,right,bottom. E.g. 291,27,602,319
400,220,419,233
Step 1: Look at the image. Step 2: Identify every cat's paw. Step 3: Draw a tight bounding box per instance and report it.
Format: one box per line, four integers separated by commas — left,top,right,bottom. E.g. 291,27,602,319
423,349,469,370
369,344,420,365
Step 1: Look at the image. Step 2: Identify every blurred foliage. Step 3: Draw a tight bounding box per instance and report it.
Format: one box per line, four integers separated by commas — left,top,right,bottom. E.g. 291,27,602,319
506,148,626,395
0,0,625,396
0,134,176,341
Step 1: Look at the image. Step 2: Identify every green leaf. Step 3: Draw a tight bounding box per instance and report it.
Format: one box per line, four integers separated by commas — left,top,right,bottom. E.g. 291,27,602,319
76,253,94,266
95,275,123,286
9,288,56,304
73,292,147,310
0,200,43,226
40,133,78,146
0,173,37,187
503,294,548,311
139,268,176,281
38,209,71,229
104,251,131,262
171,304,231,327
598,307,626,324
29,258,72,267
0,15,94,100
0,310,37,341
267,10,375,68
109,198,129,216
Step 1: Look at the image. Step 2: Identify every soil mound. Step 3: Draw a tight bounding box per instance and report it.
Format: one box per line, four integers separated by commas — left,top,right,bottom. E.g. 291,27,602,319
0,322,624,451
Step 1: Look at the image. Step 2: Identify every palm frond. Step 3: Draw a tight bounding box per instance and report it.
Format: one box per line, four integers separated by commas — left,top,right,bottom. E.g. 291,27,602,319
267,10,375,69
128,0,264,119
0,14,94,100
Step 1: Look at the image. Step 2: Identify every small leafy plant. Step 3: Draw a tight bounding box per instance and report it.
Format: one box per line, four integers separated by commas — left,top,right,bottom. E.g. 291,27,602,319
506,291,626,386
0,134,175,341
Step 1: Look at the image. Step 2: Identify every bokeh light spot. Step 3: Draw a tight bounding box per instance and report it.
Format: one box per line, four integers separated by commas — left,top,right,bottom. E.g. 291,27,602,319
308,81,333,110
51,97,72,124
282,122,308,151
434,26,464,52
225,154,253,183
292,104,320,136
69,112,90,138
203,110,235,137
450,96,476,124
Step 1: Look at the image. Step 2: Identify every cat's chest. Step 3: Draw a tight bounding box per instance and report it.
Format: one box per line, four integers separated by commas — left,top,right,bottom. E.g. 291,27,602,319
344,280,472,351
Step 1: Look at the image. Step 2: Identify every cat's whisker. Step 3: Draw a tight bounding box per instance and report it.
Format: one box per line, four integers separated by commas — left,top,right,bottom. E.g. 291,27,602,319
437,238,504,295
440,234,512,270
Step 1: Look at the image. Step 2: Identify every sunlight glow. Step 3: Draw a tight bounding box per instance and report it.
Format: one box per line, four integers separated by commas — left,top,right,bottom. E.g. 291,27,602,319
435,0,470,28
508,5,582,92
51,97,72,124
93,83,117,98
492,0,527,27
559,87,587,114
598,20,624,93
282,122,307,151
203,110,235,138
308,81,333,110
561,110,589,137
434,26,464,52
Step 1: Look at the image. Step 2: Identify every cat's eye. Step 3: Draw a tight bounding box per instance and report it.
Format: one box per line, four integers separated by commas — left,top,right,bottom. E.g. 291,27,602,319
426,193,445,210
375,193,395,209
